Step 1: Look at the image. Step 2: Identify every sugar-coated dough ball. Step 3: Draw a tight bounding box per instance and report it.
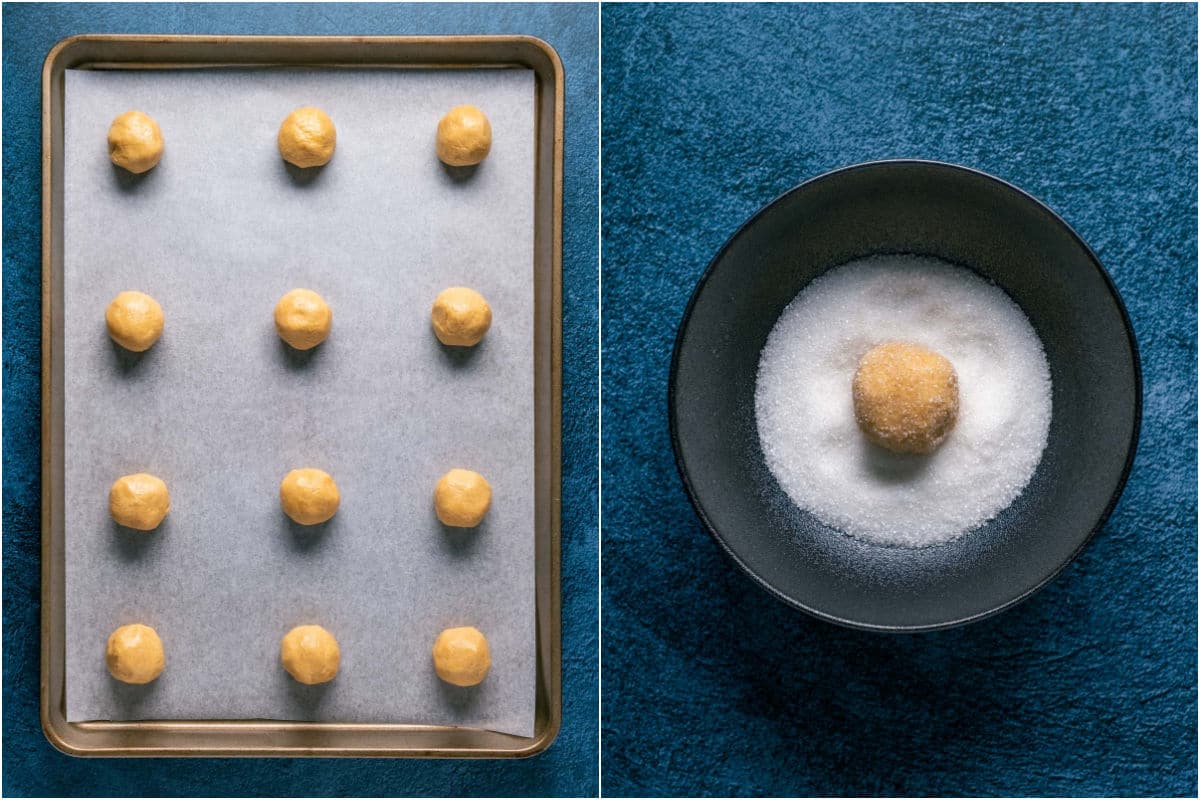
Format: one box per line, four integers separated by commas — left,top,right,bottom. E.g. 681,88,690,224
436,105,492,166
280,468,340,525
280,624,339,685
274,289,332,350
106,291,163,352
431,287,492,347
106,623,165,684
277,107,336,168
107,111,163,174
434,469,491,528
432,626,491,686
852,341,959,455
109,473,170,531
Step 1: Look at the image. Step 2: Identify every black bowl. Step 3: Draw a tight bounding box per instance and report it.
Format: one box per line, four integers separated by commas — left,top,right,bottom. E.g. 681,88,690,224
669,160,1141,632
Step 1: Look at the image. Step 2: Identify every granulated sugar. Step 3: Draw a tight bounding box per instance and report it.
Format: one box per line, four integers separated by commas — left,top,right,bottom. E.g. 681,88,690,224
754,255,1052,548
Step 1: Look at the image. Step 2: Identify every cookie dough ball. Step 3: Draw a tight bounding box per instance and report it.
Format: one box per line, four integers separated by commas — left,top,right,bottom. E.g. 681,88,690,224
106,623,165,684
109,473,170,531
277,106,336,168
274,289,332,350
434,469,491,528
105,291,164,352
431,287,492,347
280,625,339,685
107,111,164,174
436,105,492,167
432,626,491,687
280,468,340,525
852,341,959,455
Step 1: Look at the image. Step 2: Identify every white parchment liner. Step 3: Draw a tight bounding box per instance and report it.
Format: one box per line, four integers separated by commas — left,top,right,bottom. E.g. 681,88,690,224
63,67,536,737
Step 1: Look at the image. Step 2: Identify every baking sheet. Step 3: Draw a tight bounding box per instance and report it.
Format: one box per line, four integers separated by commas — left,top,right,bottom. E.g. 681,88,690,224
62,67,536,737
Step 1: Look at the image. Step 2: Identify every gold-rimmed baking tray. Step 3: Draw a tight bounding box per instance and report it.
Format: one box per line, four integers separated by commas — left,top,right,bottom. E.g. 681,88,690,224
41,34,561,758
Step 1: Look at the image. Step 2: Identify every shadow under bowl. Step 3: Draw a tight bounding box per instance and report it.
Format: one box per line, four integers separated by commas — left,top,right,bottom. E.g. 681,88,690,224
668,159,1141,632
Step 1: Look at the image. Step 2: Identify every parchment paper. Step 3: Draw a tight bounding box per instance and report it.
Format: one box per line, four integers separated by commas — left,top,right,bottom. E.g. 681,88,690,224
63,67,536,736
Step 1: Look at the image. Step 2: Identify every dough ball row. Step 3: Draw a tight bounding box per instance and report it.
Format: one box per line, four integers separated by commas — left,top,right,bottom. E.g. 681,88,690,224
108,464,493,686
106,622,491,687
105,286,492,353
107,104,492,174
109,468,492,530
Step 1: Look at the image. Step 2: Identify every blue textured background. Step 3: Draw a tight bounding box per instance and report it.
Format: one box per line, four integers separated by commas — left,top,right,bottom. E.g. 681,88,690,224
2,3,596,796
601,4,1196,797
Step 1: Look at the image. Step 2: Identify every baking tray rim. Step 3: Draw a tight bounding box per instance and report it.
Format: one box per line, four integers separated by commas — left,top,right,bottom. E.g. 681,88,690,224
40,33,563,759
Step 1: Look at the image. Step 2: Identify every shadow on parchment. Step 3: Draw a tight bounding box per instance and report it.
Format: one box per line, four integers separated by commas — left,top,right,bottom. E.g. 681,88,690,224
438,160,481,184
434,335,486,368
108,670,163,717
111,517,167,562
281,670,334,719
282,160,326,187
284,515,336,554
436,676,482,713
109,336,157,374
111,162,156,192
436,513,488,558
278,336,323,370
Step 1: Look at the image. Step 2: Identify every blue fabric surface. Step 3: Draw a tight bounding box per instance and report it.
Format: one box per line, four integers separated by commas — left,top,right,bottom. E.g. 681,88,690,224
601,4,1196,797
2,3,596,796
